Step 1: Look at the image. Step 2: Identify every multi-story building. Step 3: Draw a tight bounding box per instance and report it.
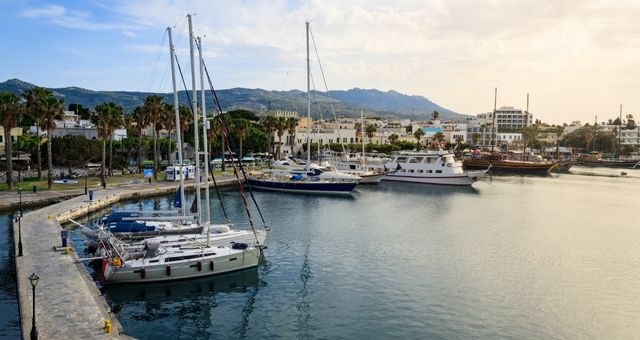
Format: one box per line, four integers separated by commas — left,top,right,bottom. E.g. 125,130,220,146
478,106,533,130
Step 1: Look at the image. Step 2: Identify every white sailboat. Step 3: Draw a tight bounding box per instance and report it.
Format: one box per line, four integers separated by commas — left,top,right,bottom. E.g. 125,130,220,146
101,16,262,284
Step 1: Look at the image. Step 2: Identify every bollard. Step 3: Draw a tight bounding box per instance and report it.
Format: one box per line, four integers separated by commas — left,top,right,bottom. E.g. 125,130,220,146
65,246,71,255
89,190,94,201
61,230,68,247
104,319,112,333
32,185,36,193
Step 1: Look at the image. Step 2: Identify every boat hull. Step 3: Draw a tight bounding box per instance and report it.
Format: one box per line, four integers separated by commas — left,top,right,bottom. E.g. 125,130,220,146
463,159,557,175
382,172,481,186
246,178,357,195
103,247,261,284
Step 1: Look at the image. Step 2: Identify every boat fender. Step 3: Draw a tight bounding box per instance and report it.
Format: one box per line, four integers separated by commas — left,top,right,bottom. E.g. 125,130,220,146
112,258,122,267
197,261,202,272
166,265,171,276
209,261,214,271
101,258,109,274
140,268,146,279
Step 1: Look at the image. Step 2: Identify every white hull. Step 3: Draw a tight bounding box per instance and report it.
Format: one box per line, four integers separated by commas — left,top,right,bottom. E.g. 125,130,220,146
380,151,487,186
126,228,267,250
103,246,260,284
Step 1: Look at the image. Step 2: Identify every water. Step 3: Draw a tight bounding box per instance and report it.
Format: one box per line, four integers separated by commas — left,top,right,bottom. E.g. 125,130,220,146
3,171,640,339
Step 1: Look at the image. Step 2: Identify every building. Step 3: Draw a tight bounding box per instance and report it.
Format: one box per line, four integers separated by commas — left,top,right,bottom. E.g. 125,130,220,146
0,126,23,154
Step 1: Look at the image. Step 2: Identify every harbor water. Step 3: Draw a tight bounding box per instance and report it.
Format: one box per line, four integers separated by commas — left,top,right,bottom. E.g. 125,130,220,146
2,169,640,339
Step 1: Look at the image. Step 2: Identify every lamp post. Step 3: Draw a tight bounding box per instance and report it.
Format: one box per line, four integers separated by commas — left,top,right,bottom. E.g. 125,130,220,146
18,187,23,256
28,273,39,340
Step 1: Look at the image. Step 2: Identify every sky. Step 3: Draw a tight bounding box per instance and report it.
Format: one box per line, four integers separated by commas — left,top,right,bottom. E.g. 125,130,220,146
2,0,640,125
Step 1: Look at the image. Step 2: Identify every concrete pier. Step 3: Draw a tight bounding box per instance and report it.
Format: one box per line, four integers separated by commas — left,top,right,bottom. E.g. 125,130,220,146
11,178,239,339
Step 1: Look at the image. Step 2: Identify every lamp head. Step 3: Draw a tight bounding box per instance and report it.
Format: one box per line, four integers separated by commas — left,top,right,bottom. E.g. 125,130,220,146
28,273,39,288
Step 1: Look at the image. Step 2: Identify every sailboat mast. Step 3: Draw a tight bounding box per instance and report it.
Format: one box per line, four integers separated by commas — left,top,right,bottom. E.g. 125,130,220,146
361,110,365,168
492,87,497,152
167,26,186,217
306,21,311,169
198,36,211,244
618,104,622,158
188,14,201,224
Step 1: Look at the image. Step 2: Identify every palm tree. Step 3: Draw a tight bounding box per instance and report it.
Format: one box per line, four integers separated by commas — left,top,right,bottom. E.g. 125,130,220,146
142,95,166,180
365,124,377,148
585,132,594,150
132,106,150,173
0,92,22,190
388,133,399,150
40,94,64,189
261,115,278,157
555,125,564,159
161,103,176,162
274,116,288,159
177,105,193,163
235,118,252,160
434,131,445,149
431,110,440,121
92,102,124,187
22,86,49,180
413,128,425,151
286,117,300,150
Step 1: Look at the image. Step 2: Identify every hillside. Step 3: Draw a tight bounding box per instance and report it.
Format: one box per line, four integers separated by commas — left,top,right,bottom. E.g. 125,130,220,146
0,78,468,121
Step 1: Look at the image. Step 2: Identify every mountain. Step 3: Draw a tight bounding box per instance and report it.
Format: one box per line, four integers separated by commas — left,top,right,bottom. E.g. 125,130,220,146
0,78,468,121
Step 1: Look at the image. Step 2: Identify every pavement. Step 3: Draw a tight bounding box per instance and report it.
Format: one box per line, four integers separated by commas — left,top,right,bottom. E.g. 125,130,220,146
9,176,240,339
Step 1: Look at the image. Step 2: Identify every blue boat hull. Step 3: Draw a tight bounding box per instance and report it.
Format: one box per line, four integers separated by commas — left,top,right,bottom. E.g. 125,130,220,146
246,178,357,195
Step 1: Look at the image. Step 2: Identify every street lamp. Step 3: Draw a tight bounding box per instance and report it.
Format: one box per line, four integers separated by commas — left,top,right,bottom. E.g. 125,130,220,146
17,187,23,257
84,164,88,195
18,186,22,217
28,273,39,340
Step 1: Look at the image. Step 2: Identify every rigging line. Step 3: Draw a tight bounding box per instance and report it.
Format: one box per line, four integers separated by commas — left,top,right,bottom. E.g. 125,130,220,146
197,46,268,229
191,40,230,223
309,25,345,154
196,41,268,235
136,31,169,93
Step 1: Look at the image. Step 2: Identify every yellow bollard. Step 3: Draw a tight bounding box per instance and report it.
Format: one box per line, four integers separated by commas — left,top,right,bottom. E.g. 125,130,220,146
47,214,51,221
104,319,112,333
65,246,71,254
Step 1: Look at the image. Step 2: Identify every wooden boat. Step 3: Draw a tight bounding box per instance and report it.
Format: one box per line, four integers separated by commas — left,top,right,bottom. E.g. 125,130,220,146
574,153,640,169
462,151,558,175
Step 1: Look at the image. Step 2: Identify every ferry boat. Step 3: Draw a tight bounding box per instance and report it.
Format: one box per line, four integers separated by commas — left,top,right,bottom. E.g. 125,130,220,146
381,150,487,186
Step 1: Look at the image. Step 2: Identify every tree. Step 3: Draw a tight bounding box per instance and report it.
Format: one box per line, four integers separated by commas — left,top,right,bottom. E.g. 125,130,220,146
434,131,445,149
261,115,278,156
413,128,425,151
555,125,564,159
286,116,300,150
388,133,399,149
40,93,64,189
92,102,124,186
142,95,166,180
431,110,440,121
365,124,377,148
235,118,252,160
22,86,49,180
274,116,288,159
131,106,150,173
0,92,22,190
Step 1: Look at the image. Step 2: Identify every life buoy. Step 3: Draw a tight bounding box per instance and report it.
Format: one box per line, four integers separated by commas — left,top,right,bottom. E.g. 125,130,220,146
166,265,171,276
209,261,214,271
197,261,202,272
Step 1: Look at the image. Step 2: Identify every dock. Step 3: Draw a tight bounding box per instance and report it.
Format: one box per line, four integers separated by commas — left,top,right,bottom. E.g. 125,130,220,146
10,177,239,339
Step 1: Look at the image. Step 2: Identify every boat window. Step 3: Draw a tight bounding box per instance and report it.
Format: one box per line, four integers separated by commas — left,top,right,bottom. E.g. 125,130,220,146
418,170,423,173
396,157,408,162
229,257,238,261
436,170,442,173
410,169,414,173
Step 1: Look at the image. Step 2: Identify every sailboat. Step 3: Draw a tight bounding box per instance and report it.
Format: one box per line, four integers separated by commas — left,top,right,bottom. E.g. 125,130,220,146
100,16,263,284
332,110,392,184
246,22,360,195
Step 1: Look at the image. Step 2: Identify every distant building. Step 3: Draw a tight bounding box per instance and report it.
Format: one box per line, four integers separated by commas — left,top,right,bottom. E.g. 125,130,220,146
0,126,23,154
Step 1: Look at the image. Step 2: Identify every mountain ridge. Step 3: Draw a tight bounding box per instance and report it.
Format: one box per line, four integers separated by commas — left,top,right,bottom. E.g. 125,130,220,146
0,78,469,121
